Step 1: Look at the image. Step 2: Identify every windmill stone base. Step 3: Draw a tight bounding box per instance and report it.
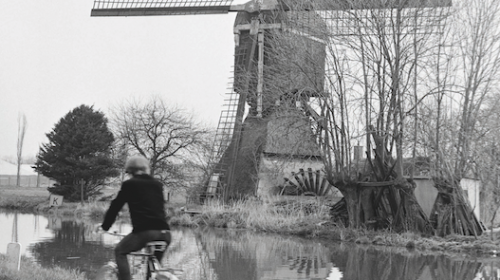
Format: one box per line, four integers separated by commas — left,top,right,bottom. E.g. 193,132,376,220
208,108,324,200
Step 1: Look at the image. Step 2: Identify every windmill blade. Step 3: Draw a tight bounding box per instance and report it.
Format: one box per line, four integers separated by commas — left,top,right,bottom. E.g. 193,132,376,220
91,0,241,16
91,0,453,17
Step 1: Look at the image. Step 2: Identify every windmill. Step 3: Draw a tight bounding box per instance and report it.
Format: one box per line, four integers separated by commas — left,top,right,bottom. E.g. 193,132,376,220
91,0,451,201
92,0,329,201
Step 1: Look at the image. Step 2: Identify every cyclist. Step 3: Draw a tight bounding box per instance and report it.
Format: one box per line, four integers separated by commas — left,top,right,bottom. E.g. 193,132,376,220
101,155,171,280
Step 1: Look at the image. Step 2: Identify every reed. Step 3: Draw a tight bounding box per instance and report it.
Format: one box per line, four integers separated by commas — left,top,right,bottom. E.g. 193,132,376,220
170,196,331,233
75,201,109,219
0,255,87,280
0,194,46,211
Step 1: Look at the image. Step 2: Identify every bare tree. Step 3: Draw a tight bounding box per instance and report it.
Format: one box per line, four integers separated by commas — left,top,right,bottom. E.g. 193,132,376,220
411,0,500,235
475,96,500,237
16,113,27,187
261,0,456,233
285,0,500,235
182,130,218,200
451,0,500,180
319,0,447,232
109,95,211,191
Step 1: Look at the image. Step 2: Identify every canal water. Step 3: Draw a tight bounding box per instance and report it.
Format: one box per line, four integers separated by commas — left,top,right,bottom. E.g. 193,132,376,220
1,210,499,280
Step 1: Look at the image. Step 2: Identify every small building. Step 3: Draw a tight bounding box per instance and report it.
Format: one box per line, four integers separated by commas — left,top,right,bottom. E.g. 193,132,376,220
412,176,490,226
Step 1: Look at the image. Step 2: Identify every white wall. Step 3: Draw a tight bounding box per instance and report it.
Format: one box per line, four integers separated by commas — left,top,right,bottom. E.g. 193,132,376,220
460,178,481,221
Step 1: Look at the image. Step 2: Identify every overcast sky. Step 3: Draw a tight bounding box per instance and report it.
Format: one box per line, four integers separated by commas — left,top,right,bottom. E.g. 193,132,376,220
0,0,241,160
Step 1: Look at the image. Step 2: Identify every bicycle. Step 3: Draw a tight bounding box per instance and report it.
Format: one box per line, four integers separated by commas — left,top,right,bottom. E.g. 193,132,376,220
96,231,180,280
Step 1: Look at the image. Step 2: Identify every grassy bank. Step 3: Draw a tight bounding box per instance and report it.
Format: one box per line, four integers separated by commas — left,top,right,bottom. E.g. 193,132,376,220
168,197,500,256
0,255,87,280
2,186,500,257
0,187,49,211
169,197,331,231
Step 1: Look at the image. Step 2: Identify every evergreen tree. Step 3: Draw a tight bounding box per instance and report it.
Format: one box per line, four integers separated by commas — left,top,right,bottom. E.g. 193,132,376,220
34,105,118,201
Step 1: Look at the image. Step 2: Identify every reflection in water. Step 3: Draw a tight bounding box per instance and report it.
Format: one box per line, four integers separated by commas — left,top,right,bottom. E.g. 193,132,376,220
329,243,484,280
158,228,500,280
159,227,332,280
480,263,500,280
1,210,500,280
30,220,115,279
196,228,332,280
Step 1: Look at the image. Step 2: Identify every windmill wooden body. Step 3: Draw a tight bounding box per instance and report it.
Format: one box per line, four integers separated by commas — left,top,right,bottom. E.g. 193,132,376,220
91,0,328,200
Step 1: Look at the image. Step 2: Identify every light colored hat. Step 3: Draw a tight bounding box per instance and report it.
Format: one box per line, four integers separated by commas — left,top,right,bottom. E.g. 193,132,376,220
125,155,150,175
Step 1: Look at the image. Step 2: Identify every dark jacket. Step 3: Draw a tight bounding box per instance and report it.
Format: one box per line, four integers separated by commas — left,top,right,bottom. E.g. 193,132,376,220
101,174,170,233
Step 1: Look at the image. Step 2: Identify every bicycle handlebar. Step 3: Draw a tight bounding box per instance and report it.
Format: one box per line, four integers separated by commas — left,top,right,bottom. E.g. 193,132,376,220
102,230,127,237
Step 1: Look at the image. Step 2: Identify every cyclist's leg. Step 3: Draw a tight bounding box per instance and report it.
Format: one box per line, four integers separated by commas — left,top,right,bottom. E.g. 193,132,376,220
114,233,147,280
154,230,171,262
115,230,170,280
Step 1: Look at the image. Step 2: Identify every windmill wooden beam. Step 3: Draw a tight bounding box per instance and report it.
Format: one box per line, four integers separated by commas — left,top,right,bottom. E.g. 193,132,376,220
91,6,233,17
90,0,284,17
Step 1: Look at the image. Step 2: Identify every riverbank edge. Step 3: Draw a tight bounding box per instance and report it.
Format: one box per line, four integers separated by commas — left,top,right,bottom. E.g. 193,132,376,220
2,193,500,260
0,255,87,280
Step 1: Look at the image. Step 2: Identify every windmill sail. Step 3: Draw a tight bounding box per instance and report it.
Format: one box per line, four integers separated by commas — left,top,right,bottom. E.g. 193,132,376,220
91,0,237,16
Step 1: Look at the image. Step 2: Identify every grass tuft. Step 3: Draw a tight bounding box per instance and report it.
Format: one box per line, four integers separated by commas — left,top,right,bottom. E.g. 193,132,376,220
0,255,87,280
